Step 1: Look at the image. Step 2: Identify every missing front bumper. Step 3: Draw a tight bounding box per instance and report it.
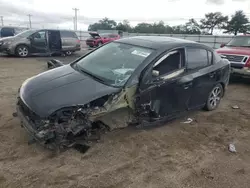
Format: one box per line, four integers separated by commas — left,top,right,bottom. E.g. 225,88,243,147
15,105,55,147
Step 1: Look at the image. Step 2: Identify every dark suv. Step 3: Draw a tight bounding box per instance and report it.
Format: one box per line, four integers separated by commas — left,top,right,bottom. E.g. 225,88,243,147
86,32,120,47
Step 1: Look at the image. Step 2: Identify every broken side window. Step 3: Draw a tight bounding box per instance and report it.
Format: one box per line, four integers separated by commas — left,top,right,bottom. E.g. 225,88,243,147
153,48,185,77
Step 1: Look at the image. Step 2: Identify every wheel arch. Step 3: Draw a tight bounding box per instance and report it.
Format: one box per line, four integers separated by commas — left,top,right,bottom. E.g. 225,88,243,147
15,43,30,53
219,82,226,97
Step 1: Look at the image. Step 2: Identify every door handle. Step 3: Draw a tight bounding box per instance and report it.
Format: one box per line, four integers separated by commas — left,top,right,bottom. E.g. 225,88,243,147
209,72,216,78
183,82,193,89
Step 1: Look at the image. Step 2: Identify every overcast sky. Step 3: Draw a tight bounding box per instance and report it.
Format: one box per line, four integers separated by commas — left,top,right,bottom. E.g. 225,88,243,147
0,0,249,32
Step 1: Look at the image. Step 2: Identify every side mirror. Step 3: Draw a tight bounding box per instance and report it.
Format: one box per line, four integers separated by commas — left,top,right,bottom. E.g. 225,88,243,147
152,70,159,77
220,43,226,48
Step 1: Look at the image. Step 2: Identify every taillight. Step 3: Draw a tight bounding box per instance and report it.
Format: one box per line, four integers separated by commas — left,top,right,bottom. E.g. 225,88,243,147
77,39,80,43
244,58,250,67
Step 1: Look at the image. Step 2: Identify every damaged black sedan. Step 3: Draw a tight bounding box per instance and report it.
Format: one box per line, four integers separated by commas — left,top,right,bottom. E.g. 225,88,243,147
15,36,230,151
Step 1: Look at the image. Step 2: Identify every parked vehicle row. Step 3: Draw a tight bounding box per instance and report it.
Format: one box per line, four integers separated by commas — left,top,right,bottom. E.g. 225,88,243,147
14,36,230,152
0,29,81,57
86,32,120,47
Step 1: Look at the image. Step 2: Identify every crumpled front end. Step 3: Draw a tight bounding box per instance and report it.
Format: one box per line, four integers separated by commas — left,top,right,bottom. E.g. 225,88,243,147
15,84,137,152
16,97,107,151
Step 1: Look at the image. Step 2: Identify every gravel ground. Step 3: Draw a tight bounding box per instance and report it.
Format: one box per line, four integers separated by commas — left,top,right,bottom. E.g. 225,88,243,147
0,54,250,188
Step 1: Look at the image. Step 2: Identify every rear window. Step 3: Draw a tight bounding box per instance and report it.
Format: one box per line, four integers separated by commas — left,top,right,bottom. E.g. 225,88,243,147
60,31,78,38
186,48,209,69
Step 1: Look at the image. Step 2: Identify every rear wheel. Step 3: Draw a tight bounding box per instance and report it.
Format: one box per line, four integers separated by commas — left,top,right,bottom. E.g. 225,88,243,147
65,51,72,56
15,45,29,57
204,84,224,111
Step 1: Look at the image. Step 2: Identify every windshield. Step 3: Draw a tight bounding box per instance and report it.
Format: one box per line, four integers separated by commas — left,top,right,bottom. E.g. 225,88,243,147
75,42,154,87
14,30,37,38
227,36,250,47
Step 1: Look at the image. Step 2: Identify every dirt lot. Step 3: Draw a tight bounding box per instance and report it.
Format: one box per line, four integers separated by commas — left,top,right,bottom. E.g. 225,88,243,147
0,54,250,188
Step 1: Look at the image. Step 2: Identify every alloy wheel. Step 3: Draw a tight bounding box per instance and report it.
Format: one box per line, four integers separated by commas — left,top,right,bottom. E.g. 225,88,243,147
17,46,28,57
65,51,72,56
208,86,222,109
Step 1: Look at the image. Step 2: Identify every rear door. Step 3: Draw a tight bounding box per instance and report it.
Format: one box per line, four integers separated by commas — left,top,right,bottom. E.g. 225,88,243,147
101,34,110,43
137,48,193,120
60,30,79,50
30,30,48,53
186,47,218,109
48,30,62,51
108,34,119,41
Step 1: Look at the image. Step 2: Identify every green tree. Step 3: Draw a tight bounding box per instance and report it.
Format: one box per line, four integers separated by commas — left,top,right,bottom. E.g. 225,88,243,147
88,17,117,31
133,23,154,33
184,19,201,34
172,25,186,34
151,21,165,33
223,10,250,35
133,21,173,34
200,12,228,35
116,20,132,32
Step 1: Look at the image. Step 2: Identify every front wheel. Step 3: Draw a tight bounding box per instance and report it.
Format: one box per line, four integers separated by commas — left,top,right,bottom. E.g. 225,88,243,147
65,51,72,56
204,84,224,111
15,45,29,57
97,42,103,47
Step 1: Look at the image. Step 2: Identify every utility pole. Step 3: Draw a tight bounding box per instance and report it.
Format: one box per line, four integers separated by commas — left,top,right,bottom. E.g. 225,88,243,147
73,17,75,30
72,8,79,31
27,14,32,29
0,16,3,26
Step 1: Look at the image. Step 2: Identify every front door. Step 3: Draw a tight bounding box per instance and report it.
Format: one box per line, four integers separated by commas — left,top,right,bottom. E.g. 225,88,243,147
136,48,193,120
30,30,48,53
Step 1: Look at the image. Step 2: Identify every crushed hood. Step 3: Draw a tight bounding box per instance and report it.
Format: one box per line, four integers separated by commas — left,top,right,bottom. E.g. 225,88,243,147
216,46,250,56
20,65,120,118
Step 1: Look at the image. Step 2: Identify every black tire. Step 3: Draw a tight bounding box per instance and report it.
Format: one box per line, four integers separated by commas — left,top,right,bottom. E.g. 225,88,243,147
96,42,103,47
65,51,72,56
204,84,224,111
15,45,29,57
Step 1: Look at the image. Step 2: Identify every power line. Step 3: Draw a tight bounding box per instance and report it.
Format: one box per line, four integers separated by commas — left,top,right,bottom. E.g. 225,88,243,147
27,14,32,29
0,16,3,26
72,8,79,30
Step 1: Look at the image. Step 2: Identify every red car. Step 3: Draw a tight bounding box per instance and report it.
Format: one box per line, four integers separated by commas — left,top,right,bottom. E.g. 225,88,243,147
86,32,120,48
216,35,250,78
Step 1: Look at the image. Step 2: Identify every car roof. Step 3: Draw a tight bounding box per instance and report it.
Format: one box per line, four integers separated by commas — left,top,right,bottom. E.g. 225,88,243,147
36,29,75,33
116,36,205,50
